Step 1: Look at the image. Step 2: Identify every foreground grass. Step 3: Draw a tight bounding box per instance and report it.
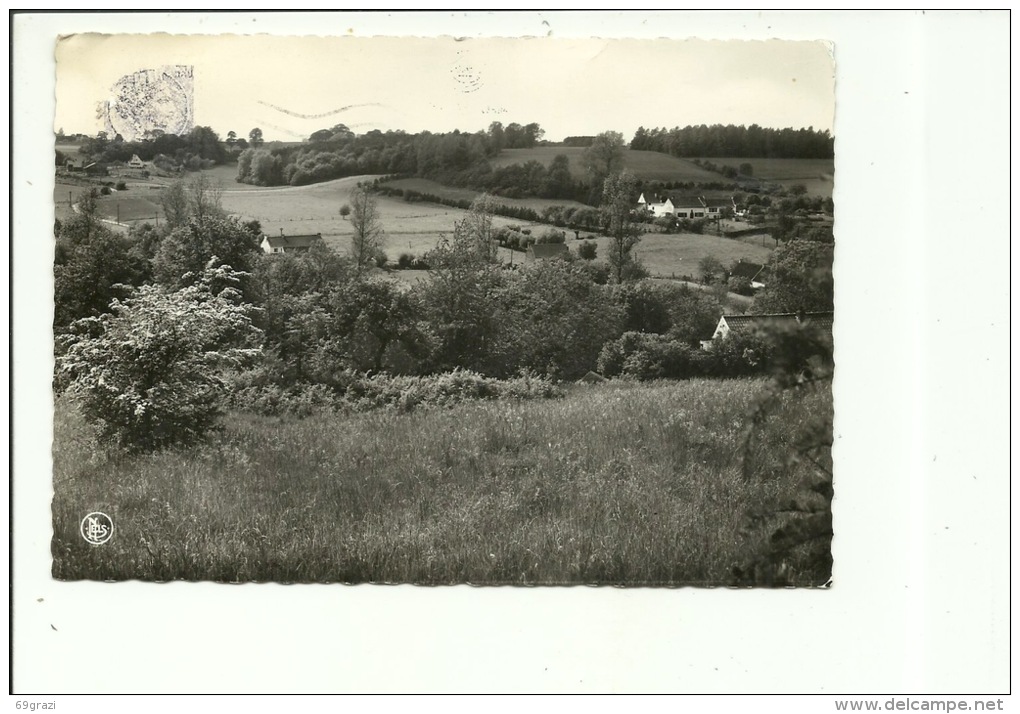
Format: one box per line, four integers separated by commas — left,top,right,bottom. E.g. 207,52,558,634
52,378,831,585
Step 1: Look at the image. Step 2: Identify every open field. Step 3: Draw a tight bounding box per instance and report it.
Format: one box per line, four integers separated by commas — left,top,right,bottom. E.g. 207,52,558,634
699,157,835,181
493,147,722,182
380,177,590,212
52,378,832,585
200,162,266,191
696,157,835,197
218,175,551,259
589,231,774,281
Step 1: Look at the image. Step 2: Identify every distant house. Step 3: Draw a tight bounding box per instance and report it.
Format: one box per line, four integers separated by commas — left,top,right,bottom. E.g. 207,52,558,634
637,192,733,219
128,154,145,168
700,196,735,219
701,311,834,348
526,243,570,261
260,231,323,254
65,158,97,173
728,259,767,289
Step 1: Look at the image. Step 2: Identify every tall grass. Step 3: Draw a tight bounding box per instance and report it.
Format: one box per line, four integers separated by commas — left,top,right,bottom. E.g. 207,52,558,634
52,378,831,585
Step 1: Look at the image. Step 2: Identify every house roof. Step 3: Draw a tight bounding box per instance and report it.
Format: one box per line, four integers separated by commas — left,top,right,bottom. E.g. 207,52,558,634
720,312,834,335
729,261,765,280
529,243,570,259
722,314,801,333
700,196,733,208
665,194,705,209
799,312,834,333
262,233,323,249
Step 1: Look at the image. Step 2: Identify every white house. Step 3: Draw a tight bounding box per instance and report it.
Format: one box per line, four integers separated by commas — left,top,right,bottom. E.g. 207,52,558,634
128,154,145,168
638,192,731,219
700,312,834,348
261,231,323,254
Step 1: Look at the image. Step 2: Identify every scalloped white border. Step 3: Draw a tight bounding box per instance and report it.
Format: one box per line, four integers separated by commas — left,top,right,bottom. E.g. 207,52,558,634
11,10,1012,696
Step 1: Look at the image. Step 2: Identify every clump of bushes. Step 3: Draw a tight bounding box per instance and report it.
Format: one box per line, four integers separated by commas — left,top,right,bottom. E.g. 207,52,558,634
228,369,564,417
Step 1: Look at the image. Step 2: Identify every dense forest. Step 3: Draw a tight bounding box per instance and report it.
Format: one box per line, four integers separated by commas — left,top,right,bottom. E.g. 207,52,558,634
630,124,834,159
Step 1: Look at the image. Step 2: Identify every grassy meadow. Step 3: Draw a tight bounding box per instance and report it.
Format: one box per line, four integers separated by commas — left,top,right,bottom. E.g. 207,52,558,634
697,157,835,197
52,378,832,586
620,232,774,280
492,147,722,182
216,175,550,260
379,177,591,212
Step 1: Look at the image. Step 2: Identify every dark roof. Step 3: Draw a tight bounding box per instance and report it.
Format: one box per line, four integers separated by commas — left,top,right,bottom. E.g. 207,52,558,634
799,312,834,333
263,233,323,249
700,196,733,208
666,194,705,209
728,261,765,280
529,243,570,259
721,312,834,335
722,314,800,333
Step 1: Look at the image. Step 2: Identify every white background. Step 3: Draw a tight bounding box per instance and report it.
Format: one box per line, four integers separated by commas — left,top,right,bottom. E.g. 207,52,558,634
9,10,1013,697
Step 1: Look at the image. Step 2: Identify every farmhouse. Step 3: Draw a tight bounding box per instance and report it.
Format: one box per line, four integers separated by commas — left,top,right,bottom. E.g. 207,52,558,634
700,196,735,219
702,311,834,348
526,243,570,261
128,154,145,168
637,192,735,219
261,231,323,254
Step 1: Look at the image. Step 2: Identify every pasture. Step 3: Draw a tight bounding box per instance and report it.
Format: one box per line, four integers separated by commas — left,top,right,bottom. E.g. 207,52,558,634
379,177,590,212
51,378,832,585
700,157,835,197
217,175,551,260
493,147,722,182
595,231,774,280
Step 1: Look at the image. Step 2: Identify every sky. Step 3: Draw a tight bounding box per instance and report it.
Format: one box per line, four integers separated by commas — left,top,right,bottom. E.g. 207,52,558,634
55,33,835,143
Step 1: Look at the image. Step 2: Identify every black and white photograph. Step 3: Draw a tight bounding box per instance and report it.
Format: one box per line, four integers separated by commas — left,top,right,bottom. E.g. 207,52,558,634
48,32,835,587
11,10,1010,698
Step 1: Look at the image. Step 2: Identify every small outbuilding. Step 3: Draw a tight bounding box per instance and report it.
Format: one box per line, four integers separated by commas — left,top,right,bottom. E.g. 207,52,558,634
526,243,570,261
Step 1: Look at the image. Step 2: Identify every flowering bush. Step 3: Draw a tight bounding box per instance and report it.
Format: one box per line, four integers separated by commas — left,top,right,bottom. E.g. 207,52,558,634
57,263,263,451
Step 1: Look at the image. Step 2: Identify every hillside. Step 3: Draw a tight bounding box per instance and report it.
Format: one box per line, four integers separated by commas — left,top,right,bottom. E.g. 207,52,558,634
694,157,835,197
492,147,723,182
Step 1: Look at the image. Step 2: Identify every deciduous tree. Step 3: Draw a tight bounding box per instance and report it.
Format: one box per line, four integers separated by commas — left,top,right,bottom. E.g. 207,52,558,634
153,215,262,292
753,240,834,314
54,191,145,330
583,130,626,186
348,186,384,273
600,171,645,283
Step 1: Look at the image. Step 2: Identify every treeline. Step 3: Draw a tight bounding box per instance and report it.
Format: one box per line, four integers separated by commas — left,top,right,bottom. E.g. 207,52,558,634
235,122,599,203
631,124,834,159
76,126,229,167
236,122,547,188
238,139,593,203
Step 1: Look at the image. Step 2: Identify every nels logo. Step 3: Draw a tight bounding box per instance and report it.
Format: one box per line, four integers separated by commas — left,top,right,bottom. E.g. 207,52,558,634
80,512,114,546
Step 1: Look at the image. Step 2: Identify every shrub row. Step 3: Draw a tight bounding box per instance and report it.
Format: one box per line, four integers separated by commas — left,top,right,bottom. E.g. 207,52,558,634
228,369,564,417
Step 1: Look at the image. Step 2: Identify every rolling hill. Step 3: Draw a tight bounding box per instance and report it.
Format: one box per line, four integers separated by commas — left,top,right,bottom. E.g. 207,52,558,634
492,147,723,182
